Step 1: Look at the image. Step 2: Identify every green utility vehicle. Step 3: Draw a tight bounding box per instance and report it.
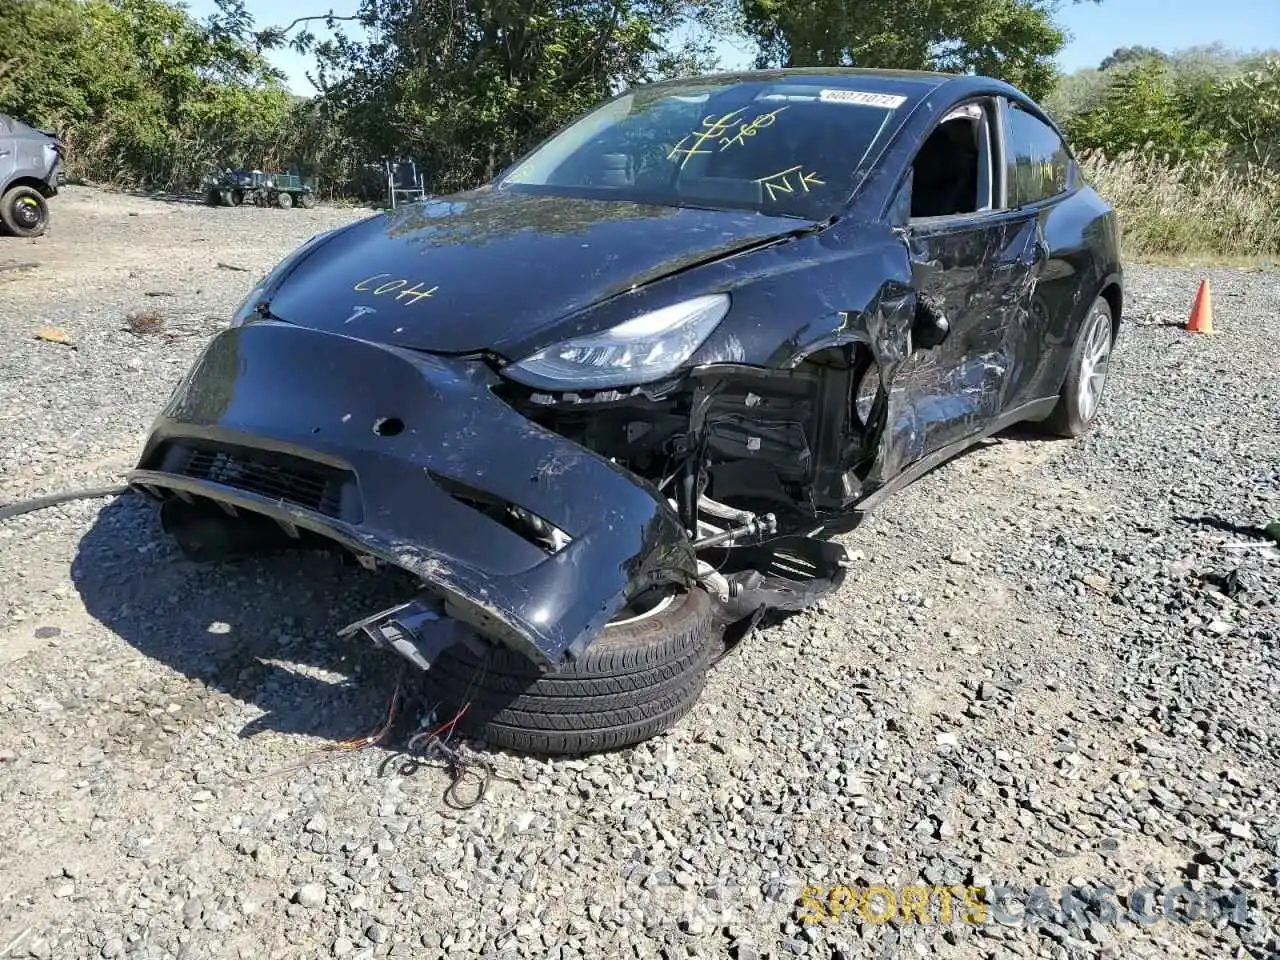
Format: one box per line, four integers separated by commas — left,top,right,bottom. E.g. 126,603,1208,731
203,169,317,209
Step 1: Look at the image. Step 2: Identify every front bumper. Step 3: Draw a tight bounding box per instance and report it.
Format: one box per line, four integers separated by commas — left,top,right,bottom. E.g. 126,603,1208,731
129,321,696,667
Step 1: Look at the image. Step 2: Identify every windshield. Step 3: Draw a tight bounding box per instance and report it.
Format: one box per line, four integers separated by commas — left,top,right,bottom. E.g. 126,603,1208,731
497,80,910,219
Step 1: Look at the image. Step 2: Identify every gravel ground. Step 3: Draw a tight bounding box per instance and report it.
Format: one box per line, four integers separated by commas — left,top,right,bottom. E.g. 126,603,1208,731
1,186,1278,960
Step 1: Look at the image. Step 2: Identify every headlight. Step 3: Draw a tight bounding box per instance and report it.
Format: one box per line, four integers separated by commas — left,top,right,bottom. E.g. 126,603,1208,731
504,294,731,388
228,230,336,328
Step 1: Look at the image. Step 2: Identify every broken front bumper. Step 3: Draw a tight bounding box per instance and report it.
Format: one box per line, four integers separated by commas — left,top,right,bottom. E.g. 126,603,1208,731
128,321,697,667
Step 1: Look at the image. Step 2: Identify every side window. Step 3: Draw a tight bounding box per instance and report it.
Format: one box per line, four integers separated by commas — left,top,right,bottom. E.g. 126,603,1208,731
1004,103,1073,207
908,100,996,220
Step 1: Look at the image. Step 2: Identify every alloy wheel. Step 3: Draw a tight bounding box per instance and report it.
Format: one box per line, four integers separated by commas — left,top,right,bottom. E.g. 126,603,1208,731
14,197,41,229
1076,308,1113,423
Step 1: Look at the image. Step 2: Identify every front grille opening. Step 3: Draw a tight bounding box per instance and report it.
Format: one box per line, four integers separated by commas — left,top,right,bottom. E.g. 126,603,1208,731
151,441,361,522
426,470,571,554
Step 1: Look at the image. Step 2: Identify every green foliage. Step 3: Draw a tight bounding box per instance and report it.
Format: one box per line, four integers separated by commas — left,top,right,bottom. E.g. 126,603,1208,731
0,0,295,187
1041,66,1106,121
1097,45,1164,71
1064,58,1222,161
1192,59,1280,167
740,0,1091,100
5,0,1108,194
1053,46,1280,169
1049,46,1280,256
299,0,728,193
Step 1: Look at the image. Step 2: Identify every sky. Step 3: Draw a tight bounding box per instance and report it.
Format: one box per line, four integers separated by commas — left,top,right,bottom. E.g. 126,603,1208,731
184,0,1280,96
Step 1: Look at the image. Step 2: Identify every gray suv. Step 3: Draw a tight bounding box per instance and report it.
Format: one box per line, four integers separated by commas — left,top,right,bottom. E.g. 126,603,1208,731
0,113,64,238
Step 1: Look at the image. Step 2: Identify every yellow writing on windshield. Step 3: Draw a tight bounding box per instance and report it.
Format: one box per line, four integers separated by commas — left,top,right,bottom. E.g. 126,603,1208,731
719,106,789,150
754,165,825,201
668,106,795,167
667,108,748,168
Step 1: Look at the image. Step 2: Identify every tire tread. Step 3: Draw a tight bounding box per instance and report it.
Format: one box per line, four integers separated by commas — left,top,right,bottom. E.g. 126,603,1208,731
419,588,715,756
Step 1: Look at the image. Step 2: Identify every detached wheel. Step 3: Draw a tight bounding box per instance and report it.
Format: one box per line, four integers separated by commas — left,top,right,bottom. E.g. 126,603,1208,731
1,186,50,238
1041,296,1114,438
421,586,716,756
274,191,293,209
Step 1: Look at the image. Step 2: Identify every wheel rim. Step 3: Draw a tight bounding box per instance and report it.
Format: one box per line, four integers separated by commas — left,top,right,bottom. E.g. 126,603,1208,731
609,589,676,627
854,363,879,424
14,197,40,228
1076,308,1113,422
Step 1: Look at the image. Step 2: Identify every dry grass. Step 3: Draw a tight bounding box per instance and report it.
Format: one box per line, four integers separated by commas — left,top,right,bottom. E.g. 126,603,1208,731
1081,151,1280,261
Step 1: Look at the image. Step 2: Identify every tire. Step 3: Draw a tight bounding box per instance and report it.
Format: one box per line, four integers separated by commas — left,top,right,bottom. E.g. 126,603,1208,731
1,186,50,238
298,192,316,209
419,586,716,756
1041,295,1115,438
274,191,293,209
219,189,234,207
230,189,245,206
204,188,221,207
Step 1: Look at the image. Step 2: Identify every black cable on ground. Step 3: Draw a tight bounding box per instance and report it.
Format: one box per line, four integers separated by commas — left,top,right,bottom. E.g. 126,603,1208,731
0,485,131,521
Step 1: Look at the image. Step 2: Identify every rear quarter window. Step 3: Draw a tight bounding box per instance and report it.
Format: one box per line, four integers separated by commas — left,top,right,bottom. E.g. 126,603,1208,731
1005,103,1074,206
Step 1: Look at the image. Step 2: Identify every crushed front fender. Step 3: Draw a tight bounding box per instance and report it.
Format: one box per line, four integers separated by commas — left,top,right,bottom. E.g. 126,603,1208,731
128,321,697,668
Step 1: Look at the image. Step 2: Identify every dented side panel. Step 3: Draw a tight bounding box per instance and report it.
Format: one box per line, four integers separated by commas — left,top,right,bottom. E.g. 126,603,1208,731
873,210,1042,477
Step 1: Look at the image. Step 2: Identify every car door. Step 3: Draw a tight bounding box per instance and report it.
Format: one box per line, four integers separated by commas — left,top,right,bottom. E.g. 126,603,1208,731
0,115,16,190
997,96,1095,404
879,97,1046,476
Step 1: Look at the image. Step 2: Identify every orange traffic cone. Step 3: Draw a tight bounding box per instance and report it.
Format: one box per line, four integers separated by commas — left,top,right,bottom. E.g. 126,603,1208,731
1186,279,1214,334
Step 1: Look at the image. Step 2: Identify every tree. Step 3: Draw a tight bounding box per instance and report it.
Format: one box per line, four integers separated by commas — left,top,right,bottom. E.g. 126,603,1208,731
1048,44,1280,171
293,0,730,191
739,0,1099,101
0,0,295,187
1064,57,1222,160
1098,45,1164,71
1192,58,1280,167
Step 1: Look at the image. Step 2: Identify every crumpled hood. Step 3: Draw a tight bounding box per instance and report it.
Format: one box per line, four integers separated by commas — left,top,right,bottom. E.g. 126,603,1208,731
264,187,812,356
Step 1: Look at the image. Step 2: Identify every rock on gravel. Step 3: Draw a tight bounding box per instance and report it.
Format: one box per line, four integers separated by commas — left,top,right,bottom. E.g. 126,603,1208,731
2,193,1279,959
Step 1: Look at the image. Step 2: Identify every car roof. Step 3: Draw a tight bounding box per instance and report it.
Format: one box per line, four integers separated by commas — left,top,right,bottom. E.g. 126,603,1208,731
664,67,955,85
631,68,1027,107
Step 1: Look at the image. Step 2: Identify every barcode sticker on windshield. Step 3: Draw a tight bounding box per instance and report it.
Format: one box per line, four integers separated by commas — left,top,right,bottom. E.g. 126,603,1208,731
819,89,907,109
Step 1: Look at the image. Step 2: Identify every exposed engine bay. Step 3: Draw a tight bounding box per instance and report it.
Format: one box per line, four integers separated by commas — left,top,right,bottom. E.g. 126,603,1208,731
501,344,884,541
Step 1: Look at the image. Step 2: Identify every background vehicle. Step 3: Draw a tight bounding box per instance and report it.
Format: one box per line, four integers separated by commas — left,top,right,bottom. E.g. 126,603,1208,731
0,113,64,238
132,69,1122,754
203,169,317,209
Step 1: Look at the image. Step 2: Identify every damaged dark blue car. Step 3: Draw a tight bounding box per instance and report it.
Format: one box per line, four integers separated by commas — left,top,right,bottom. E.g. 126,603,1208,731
130,68,1123,755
